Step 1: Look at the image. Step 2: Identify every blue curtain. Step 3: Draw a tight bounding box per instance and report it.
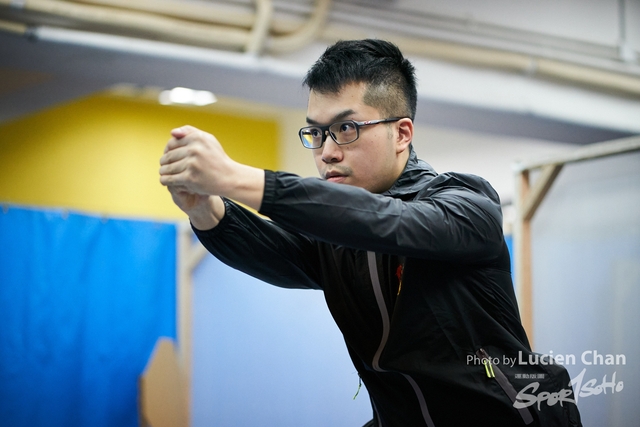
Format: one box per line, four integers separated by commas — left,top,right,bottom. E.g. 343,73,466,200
0,206,176,427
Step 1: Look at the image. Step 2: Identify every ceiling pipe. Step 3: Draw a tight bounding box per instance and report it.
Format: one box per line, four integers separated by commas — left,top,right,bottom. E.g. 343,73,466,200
0,0,251,48
71,0,256,28
24,26,310,78
534,58,640,95
0,0,639,97
267,0,332,54
71,0,302,33
245,0,273,55
71,0,333,53
0,0,330,52
319,26,640,97
0,18,27,35
617,0,637,63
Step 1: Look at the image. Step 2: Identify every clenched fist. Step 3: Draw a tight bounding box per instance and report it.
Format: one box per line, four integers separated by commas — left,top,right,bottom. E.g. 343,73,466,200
159,125,265,228
159,125,235,196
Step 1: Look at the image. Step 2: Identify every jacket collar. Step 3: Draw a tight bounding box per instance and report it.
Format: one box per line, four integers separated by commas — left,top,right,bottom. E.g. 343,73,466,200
382,145,438,198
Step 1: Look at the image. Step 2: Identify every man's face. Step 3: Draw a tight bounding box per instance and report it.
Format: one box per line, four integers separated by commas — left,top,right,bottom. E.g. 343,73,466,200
306,83,404,194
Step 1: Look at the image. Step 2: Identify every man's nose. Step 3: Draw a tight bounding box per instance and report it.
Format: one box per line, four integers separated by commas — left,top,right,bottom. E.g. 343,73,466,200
321,135,344,164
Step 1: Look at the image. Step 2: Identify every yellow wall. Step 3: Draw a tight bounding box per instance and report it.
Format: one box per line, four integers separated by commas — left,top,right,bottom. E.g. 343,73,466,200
0,93,279,220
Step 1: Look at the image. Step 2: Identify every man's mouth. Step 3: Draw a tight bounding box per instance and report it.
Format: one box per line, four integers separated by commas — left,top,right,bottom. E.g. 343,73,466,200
325,171,348,183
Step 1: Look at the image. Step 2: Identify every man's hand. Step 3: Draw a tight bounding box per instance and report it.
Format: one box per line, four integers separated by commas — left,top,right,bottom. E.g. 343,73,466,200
159,125,265,228
165,185,223,230
167,185,210,213
160,126,236,196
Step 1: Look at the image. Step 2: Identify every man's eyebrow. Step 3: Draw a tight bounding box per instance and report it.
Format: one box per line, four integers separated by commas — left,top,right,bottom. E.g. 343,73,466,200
306,109,356,125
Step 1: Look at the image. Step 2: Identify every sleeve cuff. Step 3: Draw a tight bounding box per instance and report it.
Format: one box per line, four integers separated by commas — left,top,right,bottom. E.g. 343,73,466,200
259,169,278,217
190,198,233,237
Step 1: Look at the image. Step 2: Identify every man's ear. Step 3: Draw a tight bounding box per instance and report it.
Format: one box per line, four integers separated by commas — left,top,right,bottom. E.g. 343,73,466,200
396,118,413,154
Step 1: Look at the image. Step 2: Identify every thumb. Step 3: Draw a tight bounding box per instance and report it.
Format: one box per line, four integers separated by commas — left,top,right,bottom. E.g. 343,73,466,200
170,125,196,139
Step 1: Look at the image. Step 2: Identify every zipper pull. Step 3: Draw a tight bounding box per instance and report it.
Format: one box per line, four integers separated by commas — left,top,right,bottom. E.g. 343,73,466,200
353,375,362,400
478,348,496,378
483,358,496,378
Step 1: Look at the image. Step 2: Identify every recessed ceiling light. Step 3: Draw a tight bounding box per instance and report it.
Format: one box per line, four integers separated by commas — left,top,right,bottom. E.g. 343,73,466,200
159,87,217,106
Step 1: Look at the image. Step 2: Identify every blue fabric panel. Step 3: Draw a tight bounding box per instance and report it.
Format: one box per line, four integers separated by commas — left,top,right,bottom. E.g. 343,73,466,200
0,206,176,427
504,234,514,278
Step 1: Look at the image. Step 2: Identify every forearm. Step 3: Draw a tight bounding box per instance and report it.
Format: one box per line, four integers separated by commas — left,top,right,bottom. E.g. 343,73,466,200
218,162,265,212
188,163,264,230
194,198,323,290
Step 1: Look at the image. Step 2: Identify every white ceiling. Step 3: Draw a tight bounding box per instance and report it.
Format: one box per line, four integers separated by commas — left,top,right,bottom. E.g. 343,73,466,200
2,0,639,134
1,0,639,204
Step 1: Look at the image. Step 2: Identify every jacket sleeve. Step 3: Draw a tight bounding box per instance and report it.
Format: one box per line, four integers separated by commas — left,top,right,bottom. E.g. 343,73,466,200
192,198,324,290
258,170,505,263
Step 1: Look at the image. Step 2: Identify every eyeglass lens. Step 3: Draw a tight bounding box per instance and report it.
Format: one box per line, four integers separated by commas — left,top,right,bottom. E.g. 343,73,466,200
300,121,359,148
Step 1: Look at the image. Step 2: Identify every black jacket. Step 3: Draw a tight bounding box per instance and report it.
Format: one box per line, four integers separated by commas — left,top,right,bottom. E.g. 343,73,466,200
193,148,582,427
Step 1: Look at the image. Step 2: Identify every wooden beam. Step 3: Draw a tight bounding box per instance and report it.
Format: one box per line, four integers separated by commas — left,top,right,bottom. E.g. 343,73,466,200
522,164,563,222
514,135,640,173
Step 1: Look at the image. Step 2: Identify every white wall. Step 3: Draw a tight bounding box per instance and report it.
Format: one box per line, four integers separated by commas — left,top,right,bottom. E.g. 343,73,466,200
191,256,373,427
531,151,640,427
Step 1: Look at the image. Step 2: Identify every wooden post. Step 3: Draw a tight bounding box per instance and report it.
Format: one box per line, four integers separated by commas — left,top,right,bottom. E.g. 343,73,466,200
514,163,564,348
514,169,534,346
176,221,208,426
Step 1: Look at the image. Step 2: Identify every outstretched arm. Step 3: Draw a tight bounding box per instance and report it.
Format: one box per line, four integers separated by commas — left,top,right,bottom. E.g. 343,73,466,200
259,171,505,262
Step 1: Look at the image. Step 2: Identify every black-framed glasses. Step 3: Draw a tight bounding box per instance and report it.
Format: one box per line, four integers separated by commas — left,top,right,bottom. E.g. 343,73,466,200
298,117,407,149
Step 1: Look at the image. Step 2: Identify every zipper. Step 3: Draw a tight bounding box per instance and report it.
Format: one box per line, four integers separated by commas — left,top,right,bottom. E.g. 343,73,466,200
395,262,404,296
367,252,435,427
368,252,390,372
477,348,534,425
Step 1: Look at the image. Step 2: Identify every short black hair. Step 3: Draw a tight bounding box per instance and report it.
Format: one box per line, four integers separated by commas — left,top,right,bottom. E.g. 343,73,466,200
303,39,417,120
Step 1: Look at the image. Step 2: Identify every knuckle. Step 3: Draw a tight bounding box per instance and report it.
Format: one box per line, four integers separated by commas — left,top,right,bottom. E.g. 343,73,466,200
187,145,198,156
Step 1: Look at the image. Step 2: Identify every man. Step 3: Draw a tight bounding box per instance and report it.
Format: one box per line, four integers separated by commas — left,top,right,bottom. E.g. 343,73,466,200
159,39,581,427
